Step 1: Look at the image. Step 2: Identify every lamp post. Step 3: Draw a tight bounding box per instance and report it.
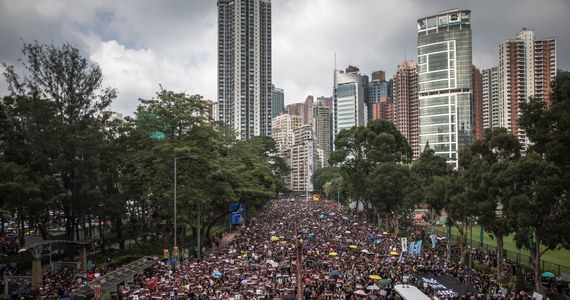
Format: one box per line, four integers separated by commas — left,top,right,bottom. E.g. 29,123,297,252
173,155,199,263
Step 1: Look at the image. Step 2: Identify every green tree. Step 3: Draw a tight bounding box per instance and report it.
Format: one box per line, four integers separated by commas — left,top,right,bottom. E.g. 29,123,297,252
503,154,568,293
368,163,419,234
330,119,412,216
2,42,117,241
311,166,340,195
466,127,521,272
411,143,450,228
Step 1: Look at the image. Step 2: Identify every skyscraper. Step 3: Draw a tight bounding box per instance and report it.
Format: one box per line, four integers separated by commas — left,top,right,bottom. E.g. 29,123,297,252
313,101,332,166
482,67,500,130
333,66,368,139
392,60,419,158
271,85,284,118
498,28,556,148
368,70,390,122
417,9,473,168
217,0,272,140
472,66,483,141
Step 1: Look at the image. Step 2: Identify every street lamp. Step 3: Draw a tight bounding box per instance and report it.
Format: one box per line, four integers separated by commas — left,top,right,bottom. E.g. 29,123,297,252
173,156,199,258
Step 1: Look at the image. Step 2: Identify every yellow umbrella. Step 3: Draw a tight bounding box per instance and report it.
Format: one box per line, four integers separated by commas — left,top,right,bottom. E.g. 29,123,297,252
349,245,358,249
270,236,279,241
369,275,381,280
329,252,338,256
390,251,399,256
242,253,248,258
280,240,288,244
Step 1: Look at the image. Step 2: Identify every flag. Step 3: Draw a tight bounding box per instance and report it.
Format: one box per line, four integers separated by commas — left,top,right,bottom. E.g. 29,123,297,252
397,251,403,263
431,234,436,249
408,241,415,255
415,240,423,255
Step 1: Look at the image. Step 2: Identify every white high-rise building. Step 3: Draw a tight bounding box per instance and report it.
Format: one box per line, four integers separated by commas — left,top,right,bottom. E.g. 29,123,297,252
417,9,473,168
498,28,556,148
217,0,272,140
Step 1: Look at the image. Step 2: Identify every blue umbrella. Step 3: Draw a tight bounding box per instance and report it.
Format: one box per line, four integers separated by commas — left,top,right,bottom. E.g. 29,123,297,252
330,270,342,277
542,272,555,278
319,214,326,219
211,271,223,277
373,239,384,244
308,232,316,238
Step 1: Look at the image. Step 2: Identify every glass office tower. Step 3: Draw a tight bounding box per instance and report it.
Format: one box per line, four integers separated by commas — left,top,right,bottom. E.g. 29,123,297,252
417,9,473,168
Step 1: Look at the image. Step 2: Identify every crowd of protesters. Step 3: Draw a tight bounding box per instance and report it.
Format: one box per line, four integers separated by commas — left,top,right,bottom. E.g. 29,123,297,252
2,198,569,299
102,198,567,299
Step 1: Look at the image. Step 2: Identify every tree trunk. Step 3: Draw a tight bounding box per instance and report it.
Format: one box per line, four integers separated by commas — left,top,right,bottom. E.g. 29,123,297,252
496,234,504,271
532,232,544,294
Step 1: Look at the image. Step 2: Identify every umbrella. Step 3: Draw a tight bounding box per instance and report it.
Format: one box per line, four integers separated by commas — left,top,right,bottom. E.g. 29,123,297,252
349,245,358,249
390,251,399,256
385,258,392,262
337,244,347,249
302,245,315,250
330,270,342,277
542,272,556,278
270,236,279,241
319,215,326,219
361,249,369,253
373,239,384,244
366,285,380,291
329,252,338,256
329,244,337,249
211,271,222,277
369,275,381,280
379,279,391,285
354,290,367,296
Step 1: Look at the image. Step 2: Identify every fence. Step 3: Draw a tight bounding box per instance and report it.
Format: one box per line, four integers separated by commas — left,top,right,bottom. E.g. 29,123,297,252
434,228,570,275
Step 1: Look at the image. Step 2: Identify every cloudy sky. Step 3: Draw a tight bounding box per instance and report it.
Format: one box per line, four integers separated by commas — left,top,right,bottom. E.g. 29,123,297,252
1,0,568,117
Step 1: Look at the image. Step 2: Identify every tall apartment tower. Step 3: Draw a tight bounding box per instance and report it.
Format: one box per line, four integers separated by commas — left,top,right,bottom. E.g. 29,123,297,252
217,0,272,140
417,9,473,168
472,66,484,141
482,67,500,130
271,85,284,118
313,102,332,166
333,66,369,139
393,60,419,158
498,28,556,148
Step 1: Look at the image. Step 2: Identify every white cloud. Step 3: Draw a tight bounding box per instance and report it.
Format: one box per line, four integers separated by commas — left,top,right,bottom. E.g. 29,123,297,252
1,0,569,117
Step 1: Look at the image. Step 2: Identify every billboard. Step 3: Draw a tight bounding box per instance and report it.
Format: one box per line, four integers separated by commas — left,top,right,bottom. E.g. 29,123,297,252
230,203,246,225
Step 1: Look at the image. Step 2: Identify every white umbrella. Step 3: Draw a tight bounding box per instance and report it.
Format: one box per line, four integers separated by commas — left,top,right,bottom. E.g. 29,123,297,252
366,285,380,291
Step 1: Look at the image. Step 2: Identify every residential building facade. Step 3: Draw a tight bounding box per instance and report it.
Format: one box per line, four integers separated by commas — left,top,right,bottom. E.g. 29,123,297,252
217,0,272,140
392,60,420,158
498,28,556,148
482,67,500,130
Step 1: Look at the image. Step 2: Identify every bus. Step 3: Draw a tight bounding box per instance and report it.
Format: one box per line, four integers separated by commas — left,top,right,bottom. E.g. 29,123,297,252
394,284,431,300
